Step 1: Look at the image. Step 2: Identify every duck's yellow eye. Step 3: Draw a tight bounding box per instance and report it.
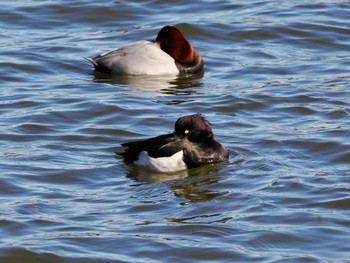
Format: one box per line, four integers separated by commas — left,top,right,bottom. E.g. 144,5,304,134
184,129,189,135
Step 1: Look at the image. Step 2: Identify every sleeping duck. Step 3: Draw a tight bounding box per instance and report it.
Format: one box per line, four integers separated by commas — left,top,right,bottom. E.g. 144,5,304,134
85,25,204,75
118,114,229,172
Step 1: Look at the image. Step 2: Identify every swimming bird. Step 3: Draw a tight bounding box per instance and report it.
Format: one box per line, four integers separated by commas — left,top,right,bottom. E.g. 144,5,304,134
118,114,229,173
85,26,204,75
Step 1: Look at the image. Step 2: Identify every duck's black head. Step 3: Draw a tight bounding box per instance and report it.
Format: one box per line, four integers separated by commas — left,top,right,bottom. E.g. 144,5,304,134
174,113,213,142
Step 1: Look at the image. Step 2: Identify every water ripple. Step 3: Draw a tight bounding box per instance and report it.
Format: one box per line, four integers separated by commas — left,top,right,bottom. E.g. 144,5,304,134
1,0,350,262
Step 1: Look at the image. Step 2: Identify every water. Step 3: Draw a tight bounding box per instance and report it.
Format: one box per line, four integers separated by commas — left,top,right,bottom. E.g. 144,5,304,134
1,0,350,262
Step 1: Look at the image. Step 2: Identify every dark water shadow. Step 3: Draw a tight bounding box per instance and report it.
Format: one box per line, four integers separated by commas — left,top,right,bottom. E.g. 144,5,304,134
124,163,227,204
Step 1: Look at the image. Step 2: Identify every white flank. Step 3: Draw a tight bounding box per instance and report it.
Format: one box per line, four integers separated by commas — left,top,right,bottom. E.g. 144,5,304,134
97,41,179,75
134,150,187,173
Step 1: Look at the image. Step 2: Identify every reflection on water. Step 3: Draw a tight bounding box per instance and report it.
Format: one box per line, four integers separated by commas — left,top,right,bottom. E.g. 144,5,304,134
125,163,190,183
91,70,204,93
91,70,205,104
126,163,226,204
170,176,223,205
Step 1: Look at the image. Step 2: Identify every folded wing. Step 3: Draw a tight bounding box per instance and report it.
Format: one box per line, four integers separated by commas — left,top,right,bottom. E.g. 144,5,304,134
118,133,184,162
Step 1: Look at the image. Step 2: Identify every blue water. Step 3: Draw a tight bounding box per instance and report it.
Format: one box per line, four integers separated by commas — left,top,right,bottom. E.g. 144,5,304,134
1,1,350,262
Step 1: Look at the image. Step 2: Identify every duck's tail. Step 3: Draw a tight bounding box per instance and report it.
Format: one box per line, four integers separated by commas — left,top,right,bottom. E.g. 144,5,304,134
84,57,99,67
84,57,112,74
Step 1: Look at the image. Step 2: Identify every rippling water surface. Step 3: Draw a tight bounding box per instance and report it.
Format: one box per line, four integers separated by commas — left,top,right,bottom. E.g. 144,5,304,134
1,1,350,262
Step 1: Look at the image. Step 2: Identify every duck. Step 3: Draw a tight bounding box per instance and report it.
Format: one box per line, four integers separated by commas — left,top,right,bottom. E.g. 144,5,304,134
85,25,204,75
117,114,229,173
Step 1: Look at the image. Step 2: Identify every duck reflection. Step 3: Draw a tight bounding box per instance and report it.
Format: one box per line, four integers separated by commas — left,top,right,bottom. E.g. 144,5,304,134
91,71,204,100
125,164,190,183
125,164,226,204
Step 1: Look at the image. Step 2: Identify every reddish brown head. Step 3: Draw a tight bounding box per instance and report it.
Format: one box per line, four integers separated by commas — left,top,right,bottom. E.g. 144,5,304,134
156,26,194,64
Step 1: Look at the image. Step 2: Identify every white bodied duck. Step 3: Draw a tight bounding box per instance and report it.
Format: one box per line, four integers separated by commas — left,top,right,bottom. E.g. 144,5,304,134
85,26,204,75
